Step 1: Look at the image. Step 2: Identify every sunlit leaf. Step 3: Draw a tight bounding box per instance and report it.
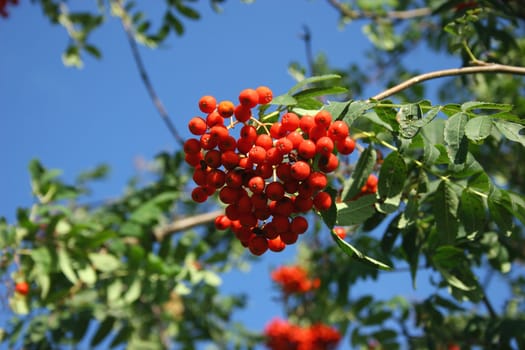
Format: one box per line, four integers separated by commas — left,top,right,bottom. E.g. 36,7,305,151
378,151,407,199
444,112,468,164
336,194,376,226
330,230,392,270
493,119,525,147
465,115,492,142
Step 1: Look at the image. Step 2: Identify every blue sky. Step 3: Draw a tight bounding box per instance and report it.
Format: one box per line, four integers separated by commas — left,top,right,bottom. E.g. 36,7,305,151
0,1,510,348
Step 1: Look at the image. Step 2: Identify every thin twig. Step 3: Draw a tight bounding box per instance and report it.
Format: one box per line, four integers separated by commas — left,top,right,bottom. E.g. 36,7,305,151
371,63,525,101
154,209,223,241
119,8,185,145
301,25,315,77
326,0,432,21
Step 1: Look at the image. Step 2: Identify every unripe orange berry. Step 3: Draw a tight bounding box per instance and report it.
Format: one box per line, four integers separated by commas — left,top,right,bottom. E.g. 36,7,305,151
198,95,217,113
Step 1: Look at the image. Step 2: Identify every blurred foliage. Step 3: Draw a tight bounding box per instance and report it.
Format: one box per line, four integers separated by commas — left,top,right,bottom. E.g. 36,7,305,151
2,0,525,349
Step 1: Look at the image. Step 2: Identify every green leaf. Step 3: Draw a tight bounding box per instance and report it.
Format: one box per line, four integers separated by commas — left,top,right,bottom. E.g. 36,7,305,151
444,112,468,164
397,103,423,138
58,249,78,284
322,100,352,120
330,230,392,270
342,100,375,125
320,187,338,229
458,189,485,235
342,146,376,201
84,45,102,59
468,171,492,193
380,214,401,253
270,94,297,106
461,101,513,113
288,74,341,94
165,12,184,35
378,151,407,198
493,119,525,147
175,3,200,20
336,194,376,226
293,86,348,99
465,115,492,142
433,181,459,245
77,264,97,285
88,253,121,272
124,278,142,304
488,190,514,236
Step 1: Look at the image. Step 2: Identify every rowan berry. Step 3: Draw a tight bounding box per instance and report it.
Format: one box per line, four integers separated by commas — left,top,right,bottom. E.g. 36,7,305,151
200,133,218,150
237,195,253,213
239,88,259,108
236,137,254,154
272,215,290,234
204,149,222,168
206,169,226,188
309,124,327,142
318,153,339,173
316,136,335,156
215,215,232,230
297,181,315,198
265,147,284,165
192,167,208,186
225,204,241,220
266,181,285,201
225,170,243,188
327,120,349,141
254,206,271,220
314,110,332,127
216,101,233,118
206,110,224,127
239,213,258,228
333,227,346,239
248,235,268,256
275,137,293,155
234,104,252,123
307,171,328,191
280,230,299,245
313,191,332,211
270,122,286,139
299,115,315,134
336,136,356,155
14,282,29,295
184,138,201,154
255,163,274,179
293,194,313,212
191,187,208,203
297,139,316,159
256,134,273,150
283,180,300,194
188,117,208,135
366,174,378,188
238,157,254,170
291,161,311,181
185,152,203,167
256,86,273,104
221,150,240,169
219,186,240,204
276,163,293,182
248,176,265,194
268,237,286,252
290,215,308,234
286,131,304,149
235,226,253,243
281,112,300,132
262,222,279,239
198,95,217,114
210,125,229,142
240,124,257,141
248,145,267,164
272,197,294,217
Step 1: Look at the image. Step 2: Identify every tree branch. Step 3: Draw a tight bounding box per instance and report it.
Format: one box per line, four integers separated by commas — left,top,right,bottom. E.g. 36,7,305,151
118,5,185,145
371,63,525,101
326,0,432,21
154,209,223,241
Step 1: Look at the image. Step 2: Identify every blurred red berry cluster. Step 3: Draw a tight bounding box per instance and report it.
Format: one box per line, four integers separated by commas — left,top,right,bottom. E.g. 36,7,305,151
0,0,18,18
265,318,341,350
184,87,358,255
271,265,320,294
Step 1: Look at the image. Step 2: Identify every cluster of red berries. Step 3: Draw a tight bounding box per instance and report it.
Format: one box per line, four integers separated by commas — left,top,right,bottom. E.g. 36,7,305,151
0,0,18,18
271,265,320,294
265,318,341,350
184,86,357,255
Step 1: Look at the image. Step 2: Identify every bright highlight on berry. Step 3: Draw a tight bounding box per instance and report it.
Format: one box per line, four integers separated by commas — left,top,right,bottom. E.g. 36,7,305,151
184,86,365,256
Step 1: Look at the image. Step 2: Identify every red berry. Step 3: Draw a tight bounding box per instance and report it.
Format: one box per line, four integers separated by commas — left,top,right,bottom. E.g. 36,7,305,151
206,110,224,127
185,152,203,167
307,171,328,191
206,169,226,188
15,281,29,295
336,136,356,155
191,187,208,203
265,147,284,165
268,237,286,252
316,136,334,156
291,161,311,181
290,216,308,234
215,215,232,230
188,117,208,135
272,215,290,234
293,194,313,212
334,227,347,239
328,120,349,141
204,149,222,168
219,186,240,204
366,174,378,188
270,122,286,139
256,86,273,104
248,146,267,164
299,115,315,134
248,176,265,194
183,138,201,154
275,137,293,155
248,235,268,256
217,100,235,118
234,104,252,123
313,191,332,211
297,139,316,159
255,134,273,150
281,112,300,132
240,124,257,141
265,181,285,201
239,88,259,108
314,110,332,127
280,230,299,245
200,133,218,150
236,137,254,154
286,131,304,149
318,153,339,173
198,95,217,113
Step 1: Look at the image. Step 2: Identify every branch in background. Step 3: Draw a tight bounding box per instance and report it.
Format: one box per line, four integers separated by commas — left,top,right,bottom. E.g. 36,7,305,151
118,5,185,145
371,63,525,101
300,25,315,77
326,0,431,21
154,209,223,241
